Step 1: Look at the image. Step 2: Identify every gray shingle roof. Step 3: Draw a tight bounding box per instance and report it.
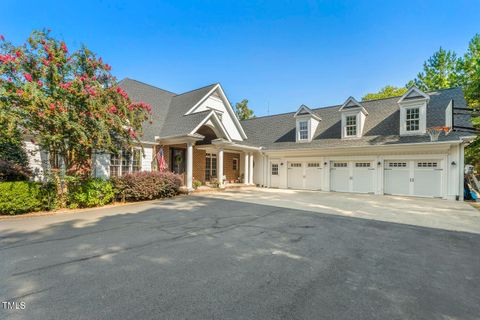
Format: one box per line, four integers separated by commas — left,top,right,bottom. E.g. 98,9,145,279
119,78,217,141
240,87,472,150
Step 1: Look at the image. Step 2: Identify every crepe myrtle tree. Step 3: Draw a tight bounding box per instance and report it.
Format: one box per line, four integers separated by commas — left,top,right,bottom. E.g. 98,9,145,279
0,30,152,171
0,30,151,203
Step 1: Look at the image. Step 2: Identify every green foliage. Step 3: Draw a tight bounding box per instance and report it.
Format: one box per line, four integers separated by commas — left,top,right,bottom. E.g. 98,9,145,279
362,85,408,101
0,181,57,215
67,178,114,208
0,30,151,176
193,179,202,189
111,171,182,201
460,34,480,109
234,99,255,120
412,47,462,91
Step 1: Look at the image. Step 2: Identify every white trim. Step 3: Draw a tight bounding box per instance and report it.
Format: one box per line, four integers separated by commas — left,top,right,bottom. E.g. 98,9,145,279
339,96,368,115
189,110,232,142
184,83,248,140
398,86,430,104
294,104,322,121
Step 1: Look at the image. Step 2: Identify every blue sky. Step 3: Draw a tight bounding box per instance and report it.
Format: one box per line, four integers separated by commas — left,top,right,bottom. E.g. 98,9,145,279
3,1,480,116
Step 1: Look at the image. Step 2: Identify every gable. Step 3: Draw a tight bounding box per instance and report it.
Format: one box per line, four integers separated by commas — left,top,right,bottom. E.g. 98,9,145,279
186,86,246,141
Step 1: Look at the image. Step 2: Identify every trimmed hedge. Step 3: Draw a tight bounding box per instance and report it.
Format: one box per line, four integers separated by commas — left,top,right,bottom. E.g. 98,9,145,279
68,178,115,208
112,171,182,201
0,181,57,215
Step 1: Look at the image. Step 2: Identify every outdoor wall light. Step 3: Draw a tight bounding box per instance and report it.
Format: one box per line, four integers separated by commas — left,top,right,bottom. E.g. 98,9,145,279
324,162,328,166
377,161,382,166
280,162,284,166
451,161,457,166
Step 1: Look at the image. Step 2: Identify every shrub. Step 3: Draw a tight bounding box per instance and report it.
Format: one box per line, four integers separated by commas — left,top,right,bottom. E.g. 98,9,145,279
112,171,182,201
68,178,114,208
193,179,203,189
0,160,31,182
0,181,57,215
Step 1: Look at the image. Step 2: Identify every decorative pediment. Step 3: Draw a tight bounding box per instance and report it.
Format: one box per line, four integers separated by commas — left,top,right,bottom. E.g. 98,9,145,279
294,104,321,121
398,86,430,104
339,97,368,115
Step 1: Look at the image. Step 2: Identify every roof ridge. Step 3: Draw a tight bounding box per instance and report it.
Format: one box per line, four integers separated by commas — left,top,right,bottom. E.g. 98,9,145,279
119,78,177,95
243,86,463,122
173,83,219,98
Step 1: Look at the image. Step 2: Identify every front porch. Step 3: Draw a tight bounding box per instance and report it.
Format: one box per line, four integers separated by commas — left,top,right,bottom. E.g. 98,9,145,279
154,140,257,191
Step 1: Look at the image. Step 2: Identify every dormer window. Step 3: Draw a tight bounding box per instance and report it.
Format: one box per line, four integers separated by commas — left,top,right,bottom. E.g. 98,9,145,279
406,107,420,131
299,120,308,140
398,87,429,136
345,115,357,136
339,97,368,139
294,104,321,143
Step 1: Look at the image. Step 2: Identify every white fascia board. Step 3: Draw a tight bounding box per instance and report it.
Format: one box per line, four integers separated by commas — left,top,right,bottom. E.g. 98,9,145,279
189,110,232,142
214,84,248,140
184,83,248,140
294,105,322,121
398,86,430,104
262,140,461,155
184,84,220,116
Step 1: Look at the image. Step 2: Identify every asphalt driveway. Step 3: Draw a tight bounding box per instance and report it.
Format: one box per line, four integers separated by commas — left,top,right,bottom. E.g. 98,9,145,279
1,193,479,319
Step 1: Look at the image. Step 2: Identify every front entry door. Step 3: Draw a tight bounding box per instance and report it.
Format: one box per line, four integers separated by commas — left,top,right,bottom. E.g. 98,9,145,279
171,148,185,174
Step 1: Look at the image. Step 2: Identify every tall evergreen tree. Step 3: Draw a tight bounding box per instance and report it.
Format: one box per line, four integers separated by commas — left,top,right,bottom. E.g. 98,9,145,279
413,47,461,91
234,99,255,120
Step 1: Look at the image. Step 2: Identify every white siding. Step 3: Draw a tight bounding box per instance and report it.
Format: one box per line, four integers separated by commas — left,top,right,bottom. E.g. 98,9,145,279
192,95,244,141
142,146,153,172
24,140,49,181
93,152,110,179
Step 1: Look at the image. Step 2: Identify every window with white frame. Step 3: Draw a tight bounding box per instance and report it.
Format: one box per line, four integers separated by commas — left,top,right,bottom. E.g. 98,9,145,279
110,148,142,177
345,115,357,136
233,158,238,171
298,121,308,140
271,163,279,175
406,107,420,131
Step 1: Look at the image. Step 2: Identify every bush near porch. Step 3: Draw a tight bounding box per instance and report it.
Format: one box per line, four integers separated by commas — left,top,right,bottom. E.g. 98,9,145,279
0,171,182,215
111,171,182,202
0,181,57,215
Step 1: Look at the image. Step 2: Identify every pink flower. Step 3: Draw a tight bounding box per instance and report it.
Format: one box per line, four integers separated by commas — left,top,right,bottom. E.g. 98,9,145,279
0,54,16,63
0,35,4,41
49,103,55,111
37,80,43,87
116,87,129,99
109,105,117,113
24,73,33,82
105,64,111,71
61,42,68,53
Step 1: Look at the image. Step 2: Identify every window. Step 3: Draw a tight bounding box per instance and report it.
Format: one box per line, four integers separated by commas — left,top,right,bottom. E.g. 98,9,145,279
417,162,438,168
333,162,348,168
233,158,238,171
110,148,142,177
388,162,407,168
206,153,217,181
406,108,420,131
132,149,142,172
271,163,279,175
307,163,320,168
299,121,308,140
355,162,371,167
290,163,302,168
345,115,357,136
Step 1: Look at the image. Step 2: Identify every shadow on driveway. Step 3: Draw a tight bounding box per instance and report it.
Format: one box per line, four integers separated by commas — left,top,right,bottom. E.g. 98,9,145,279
1,196,479,320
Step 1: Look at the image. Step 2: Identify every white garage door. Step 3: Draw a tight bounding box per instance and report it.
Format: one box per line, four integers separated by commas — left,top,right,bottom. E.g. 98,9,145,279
330,162,350,192
384,160,442,198
287,161,323,190
287,162,304,189
305,162,323,190
330,161,375,193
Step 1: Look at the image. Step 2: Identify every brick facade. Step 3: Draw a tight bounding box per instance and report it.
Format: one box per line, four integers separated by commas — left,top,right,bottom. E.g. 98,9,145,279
153,144,240,185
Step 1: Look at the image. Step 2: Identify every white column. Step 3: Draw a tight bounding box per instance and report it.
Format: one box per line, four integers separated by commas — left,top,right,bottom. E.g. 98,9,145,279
244,152,249,184
186,142,193,191
218,147,224,187
249,153,254,185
